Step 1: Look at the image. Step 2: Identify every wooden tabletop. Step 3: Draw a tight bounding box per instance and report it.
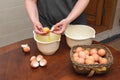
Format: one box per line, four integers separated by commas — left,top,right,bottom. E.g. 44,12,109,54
0,35,120,80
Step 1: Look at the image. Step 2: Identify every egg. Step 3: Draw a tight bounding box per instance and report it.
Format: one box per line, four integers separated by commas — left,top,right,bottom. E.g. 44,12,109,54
85,58,94,64
73,55,79,62
75,47,83,53
73,53,79,58
99,58,108,64
90,48,97,55
86,56,95,62
84,49,90,56
98,48,106,56
77,58,85,64
98,56,102,61
92,54,99,62
43,27,50,33
78,51,86,59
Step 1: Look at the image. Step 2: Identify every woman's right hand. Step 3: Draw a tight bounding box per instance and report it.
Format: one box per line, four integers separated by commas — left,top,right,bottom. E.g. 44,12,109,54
25,0,47,35
33,21,47,35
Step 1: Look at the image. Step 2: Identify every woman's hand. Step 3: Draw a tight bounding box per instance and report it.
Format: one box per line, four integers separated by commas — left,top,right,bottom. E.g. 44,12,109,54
33,21,47,35
52,19,70,34
25,0,47,35
52,0,89,35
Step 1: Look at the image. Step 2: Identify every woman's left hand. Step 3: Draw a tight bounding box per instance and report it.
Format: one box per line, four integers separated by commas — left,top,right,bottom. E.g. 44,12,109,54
52,19,70,35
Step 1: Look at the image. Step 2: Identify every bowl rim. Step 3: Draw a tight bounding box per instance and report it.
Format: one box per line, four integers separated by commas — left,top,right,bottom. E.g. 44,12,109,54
33,31,61,44
64,25,96,40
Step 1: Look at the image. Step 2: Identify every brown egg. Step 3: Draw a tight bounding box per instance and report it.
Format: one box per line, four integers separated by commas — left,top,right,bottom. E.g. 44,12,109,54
86,56,95,62
85,58,94,64
78,51,86,59
90,48,97,55
84,49,90,56
77,58,85,64
92,54,99,62
98,48,106,57
73,53,79,58
75,47,83,53
43,27,50,33
73,55,79,62
99,58,108,64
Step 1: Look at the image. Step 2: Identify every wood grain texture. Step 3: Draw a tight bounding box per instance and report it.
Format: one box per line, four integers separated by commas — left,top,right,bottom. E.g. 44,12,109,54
85,0,117,33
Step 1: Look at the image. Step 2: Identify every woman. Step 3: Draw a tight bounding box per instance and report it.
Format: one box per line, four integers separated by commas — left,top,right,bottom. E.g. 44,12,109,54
25,0,89,35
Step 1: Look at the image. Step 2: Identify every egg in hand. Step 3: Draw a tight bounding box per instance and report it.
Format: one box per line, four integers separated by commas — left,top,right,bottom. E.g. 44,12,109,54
43,27,50,34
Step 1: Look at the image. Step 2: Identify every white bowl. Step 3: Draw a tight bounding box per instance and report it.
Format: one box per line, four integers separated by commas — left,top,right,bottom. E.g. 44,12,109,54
33,31,61,55
64,25,96,48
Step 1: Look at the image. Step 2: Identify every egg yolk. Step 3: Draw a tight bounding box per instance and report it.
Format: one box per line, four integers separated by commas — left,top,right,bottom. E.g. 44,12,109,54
43,27,50,33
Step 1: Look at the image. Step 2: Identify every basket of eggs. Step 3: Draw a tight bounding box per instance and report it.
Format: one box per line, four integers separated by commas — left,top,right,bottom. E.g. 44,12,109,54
70,44,113,77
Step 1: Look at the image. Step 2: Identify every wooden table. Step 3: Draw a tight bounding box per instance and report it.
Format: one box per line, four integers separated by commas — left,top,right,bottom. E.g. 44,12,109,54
0,35,120,80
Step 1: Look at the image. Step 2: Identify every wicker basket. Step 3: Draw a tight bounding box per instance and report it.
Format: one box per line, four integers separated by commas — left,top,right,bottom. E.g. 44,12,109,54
70,44,113,77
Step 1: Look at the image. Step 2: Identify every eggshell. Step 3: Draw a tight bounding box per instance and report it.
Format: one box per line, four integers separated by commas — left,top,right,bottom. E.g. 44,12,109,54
21,44,30,53
39,59,47,67
30,56,37,62
23,47,30,52
21,44,29,48
50,27,55,31
36,55,44,62
30,60,39,68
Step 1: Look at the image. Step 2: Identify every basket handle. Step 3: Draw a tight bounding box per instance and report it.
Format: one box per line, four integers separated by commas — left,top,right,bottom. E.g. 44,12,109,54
87,69,95,77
